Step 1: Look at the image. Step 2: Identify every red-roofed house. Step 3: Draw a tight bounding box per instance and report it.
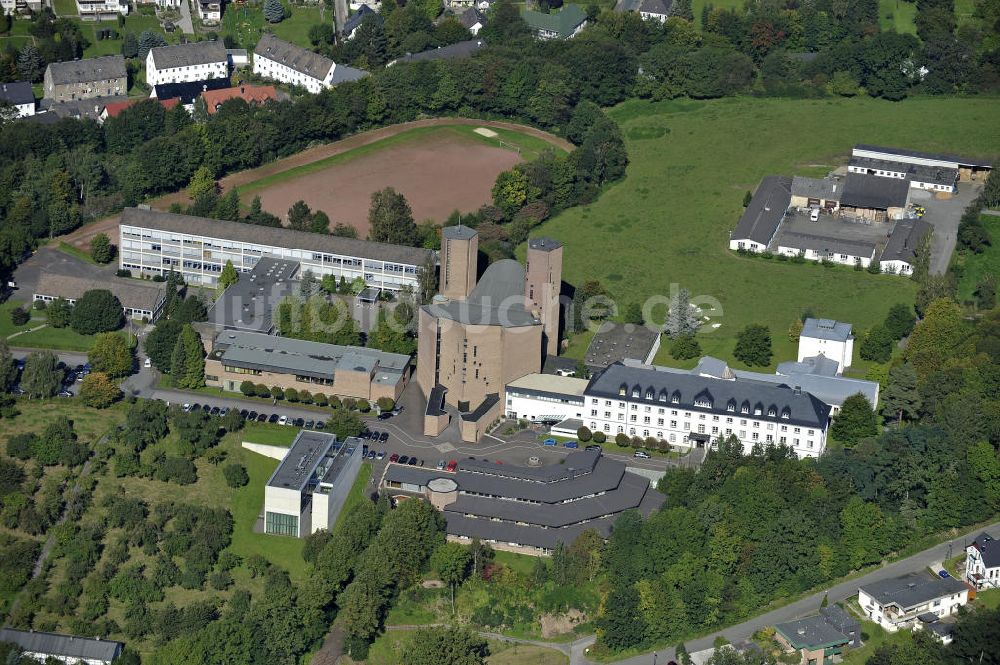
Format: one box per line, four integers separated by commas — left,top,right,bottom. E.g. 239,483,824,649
100,97,180,123
201,84,281,114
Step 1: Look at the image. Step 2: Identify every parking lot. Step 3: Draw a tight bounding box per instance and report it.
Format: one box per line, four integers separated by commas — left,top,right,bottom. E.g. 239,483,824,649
908,182,981,275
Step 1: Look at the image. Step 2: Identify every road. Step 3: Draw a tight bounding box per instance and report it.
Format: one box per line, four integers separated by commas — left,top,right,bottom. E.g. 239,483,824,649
609,519,1000,665
178,0,194,34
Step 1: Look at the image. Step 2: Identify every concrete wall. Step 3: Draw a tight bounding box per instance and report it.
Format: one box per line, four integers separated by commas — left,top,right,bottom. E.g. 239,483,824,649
524,243,562,357
206,358,406,402
459,396,502,442
440,232,478,299
424,411,449,436
241,442,289,460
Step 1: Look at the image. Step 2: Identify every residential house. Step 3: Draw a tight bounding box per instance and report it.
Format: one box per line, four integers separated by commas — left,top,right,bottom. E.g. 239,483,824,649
99,96,180,123
76,0,128,19
341,3,375,39
879,217,931,276
797,318,854,374
773,606,860,665
253,33,367,93
195,0,222,22
728,175,792,252
615,0,672,21
388,38,484,65
201,83,281,113
458,7,486,35
146,40,228,87
0,628,123,665
33,272,168,321
43,55,127,102
0,0,44,13
858,572,969,633
151,76,230,111
0,81,36,117
521,4,589,39
966,532,1000,590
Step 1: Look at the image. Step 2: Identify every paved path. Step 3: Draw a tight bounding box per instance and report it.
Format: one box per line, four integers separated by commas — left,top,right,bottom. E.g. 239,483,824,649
6,323,48,341
178,0,194,33
983,209,1000,217
609,519,1000,665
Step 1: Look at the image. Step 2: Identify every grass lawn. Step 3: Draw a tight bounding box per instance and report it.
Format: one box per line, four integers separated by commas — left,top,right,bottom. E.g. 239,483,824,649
335,462,373,531
1,399,127,441
356,632,568,665
222,2,324,49
954,214,1000,301
82,15,171,60
691,0,744,29
976,588,1000,609
56,241,97,265
241,421,301,446
236,124,561,199
53,0,78,16
531,96,1000,372
1,299,96,352
879,0,918,34
955,0,977,24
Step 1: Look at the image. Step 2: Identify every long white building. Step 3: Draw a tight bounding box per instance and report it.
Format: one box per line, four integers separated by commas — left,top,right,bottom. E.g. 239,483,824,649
253,33,367,94
118,207,433,291
505,373,588,423
146,40,228,87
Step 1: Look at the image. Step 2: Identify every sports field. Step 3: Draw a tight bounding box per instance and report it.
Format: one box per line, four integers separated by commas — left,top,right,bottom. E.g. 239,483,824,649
238,123,561,236
533,96,1000,372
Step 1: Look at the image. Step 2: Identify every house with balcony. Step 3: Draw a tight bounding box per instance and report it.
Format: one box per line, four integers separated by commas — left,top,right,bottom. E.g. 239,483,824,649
858,572,969,633
966,532,1000,590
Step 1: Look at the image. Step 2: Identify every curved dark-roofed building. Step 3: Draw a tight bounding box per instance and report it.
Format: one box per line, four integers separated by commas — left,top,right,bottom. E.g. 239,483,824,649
382,449,664,555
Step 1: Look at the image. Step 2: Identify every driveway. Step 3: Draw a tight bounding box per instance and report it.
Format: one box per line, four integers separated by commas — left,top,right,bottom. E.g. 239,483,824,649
11,247,118,299
608,519,1000,665
178,0,194,34
908,182,982,275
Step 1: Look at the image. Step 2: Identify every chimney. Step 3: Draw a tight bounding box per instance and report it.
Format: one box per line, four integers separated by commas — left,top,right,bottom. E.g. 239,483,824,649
203,84,208,92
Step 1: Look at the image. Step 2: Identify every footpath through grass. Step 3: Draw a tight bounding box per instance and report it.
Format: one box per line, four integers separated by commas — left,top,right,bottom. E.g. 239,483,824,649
532,96,1000,372
1,299,96,352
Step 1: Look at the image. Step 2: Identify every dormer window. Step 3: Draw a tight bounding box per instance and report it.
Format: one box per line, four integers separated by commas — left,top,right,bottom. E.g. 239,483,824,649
658,390,668,402
619,383,627,396
632,387,640,398
695,398,711,408
741,404,749,414
726,401,736,412
767,407,777,417
671,390,681,404
781,408,790,419
645,390,655,400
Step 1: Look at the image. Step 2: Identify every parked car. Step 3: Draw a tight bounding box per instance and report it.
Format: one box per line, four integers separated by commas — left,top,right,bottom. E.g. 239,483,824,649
369,430,380,440
240,409,249,418
938,570,951,579
210,406,220,416
366,450,376,460
292,418,305,427
375,450,385,460
304,420,314,429
191,403,201,412
543,438,557,446
248,411,258,420
408,457,418,466
314,421,325,430
378,412,392,420
268,414,280,423
809,208,820,222
585,444,602,453
144,358,151,368
379,432,389,443
258,413,269,422
58,389,74,397
278,415,288,425
563,441,578,449
398,455,410,465
436,460,446,470
389,453,399,463
446,460,458,472
9,386,25,395
633,450,651,459
182,403,191,412
202,404,211,413
554,368,576,377
219,408,229,417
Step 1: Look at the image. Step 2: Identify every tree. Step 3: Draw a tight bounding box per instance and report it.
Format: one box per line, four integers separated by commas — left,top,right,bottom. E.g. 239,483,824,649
883,303,915,340
214,188,241,222
263,0,285,21
172,296,207,324
787,318,803,342
287,200,312,231
430,542,471,609
905,298,966,381
47,298,72,328
17,44,43,82
223,464,249,488
137,30,167,60
597,583,646,650
733,324,772,367
671,335,701,360
367,310,415,355
368,187,419,246
831,393,878,443
122,31,139,59
175,325,204,389
577,426,593,442
10,307,29,326
90,233,114,264
403,626,488,665
186,166,216,201
880,363,920,424
219,260,239,290
80,372,122,408
145,319,183,373
665,288,700,338
492,168,529,218
89,331,134,378
859,324,893,362
326,408,365,439
0,340,17,392
71,290,124,335
21,351,62,398
974,273,997,310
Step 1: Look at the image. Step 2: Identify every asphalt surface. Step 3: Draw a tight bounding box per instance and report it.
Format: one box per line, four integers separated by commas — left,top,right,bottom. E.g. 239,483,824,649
909,182,982,276
609,519,1000,665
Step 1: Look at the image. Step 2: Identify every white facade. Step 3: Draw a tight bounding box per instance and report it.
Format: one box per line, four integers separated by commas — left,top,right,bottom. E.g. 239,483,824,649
858,585,968,633
76,0,129,18
639,9,669,21
253,53,332,94
264,483,308,537
195,0,222,22
584,393,827,458
729,238,768,253
32,292,162,321
879,259,915,276
145,45,228,87
504,375,588,422
798,333,853,374
118,220,426,291
775,244,874,268
965,537,1000,590
853,146,963,171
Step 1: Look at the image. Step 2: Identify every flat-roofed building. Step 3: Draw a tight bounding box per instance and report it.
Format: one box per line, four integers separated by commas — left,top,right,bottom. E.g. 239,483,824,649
264,431,364,537
206,330,411,401
33,272,167,321
118,207,433,291
43,55,127,103
505,373,588,423
253,33,367,93
382,449,664,555
146,40,228,87
584,321,660,372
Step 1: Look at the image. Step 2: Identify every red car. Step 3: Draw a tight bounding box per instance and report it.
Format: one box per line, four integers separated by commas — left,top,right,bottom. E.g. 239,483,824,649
446,460,458,472
389,453,400,463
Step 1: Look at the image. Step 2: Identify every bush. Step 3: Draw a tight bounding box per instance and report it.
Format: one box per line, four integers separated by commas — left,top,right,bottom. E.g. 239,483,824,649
284,388,299,403
577,426,592,442
33,300,46,311
270,386,284,400
615,432,629,446
376,397,395,412
357,399,370,413
223,464,249,488
255,383,269,396
71,290,124,335
239,381,256,397
329,396,342,409
342,397,357,411
10,307,29,326
297,390,312,405
116,269,132,278
670,335,701,360
592,431,606,443
313,394,328,407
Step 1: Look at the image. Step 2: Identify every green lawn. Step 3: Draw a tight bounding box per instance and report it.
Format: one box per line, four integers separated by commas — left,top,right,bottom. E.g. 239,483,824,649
879,0,918,34
357,632,568,665
976,588,1000,609
531,96,1000,372
241,421,301,446
56,241,97,265
53,0,78,16
955,0,977,24
954,214,1000,302
82,15,172,60
222,2,325,50
1,299,96,352
335,462,373,531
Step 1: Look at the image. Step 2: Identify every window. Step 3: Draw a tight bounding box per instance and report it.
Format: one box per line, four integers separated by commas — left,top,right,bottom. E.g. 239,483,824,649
265,511,298,536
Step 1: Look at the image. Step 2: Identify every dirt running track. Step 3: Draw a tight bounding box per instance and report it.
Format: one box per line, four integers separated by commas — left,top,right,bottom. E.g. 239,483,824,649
59,118,572,251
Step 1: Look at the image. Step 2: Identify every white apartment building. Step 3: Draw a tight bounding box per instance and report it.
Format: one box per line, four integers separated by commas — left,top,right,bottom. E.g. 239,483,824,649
858,572,969,633
798,318,853,374
583,360,831,458
76,0,129,19
505,374,588,423
253,33,366,94
966,532,1000,590
146,40,228,87
118,207,433,291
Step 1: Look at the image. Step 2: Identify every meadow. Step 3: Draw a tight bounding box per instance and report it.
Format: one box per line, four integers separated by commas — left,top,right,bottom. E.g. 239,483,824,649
532,96,1000,372
954,214,1000,302
222,2,327,50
